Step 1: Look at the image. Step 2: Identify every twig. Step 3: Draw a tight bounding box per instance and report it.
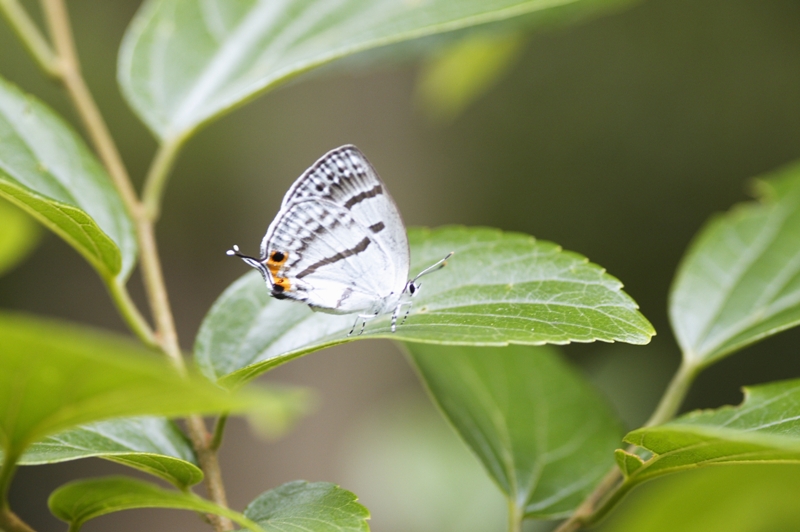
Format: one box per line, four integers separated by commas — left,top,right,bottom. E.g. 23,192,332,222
40,0,140,221
553,359,701,532
0,508,36,532
34,2,234,530
0,452,36,532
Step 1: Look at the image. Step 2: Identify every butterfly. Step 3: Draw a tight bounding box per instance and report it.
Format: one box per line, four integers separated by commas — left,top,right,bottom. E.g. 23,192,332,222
228,145,452,335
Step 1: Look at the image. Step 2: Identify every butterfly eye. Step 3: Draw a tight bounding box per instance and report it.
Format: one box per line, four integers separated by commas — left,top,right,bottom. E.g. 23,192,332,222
271,251,285,262
409,283,417,295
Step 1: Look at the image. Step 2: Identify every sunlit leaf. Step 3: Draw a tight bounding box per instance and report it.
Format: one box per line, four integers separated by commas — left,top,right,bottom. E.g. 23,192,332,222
619,379,800,491
407,343,623,519
49,476,262,532
669,162,800,366
19,417,202,489
600,465,800,532
0,77,136,281
119,0,640,140
195,226,654,388
244,480,369,532
0,311,302,461
0,199,40,277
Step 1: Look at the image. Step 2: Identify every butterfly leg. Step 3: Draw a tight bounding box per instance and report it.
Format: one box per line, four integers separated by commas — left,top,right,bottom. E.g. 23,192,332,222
348,315,361,336
400,302,412,327
391,302,411,333
349,312,378,336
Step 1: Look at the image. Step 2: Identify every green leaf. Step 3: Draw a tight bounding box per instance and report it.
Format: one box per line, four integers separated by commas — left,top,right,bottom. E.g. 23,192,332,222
415,32,526,124
196,226,654,388
0,77,136,281
0,199,40,277
244,480,369,532
600,465,800,532
0,311,300,460
19,417,202,489
407,343,623,519
669,162,800,366
49,476,263,532
119,0,639,140
620,379,800,490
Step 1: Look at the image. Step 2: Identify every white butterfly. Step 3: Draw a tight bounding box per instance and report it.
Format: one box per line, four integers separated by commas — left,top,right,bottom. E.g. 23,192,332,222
228,145,452,335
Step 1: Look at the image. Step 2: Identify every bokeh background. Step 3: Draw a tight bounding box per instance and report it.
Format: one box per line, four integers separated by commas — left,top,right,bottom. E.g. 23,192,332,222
2,0,800,530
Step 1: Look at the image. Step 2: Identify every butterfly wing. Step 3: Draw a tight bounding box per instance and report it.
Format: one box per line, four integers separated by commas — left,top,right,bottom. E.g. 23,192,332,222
261,145,409,295
262,197,401,313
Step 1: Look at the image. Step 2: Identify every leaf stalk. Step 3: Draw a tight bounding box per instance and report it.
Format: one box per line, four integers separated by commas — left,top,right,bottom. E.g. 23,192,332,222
507,499,522,532
142,136,187,222
107,279,157,348
210,413,229,452
552,357,701,532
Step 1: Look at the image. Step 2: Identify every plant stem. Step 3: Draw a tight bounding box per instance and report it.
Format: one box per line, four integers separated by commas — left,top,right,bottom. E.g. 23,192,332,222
39,0,140,221
552,358,701,532
33,2,234,530
0,452,34,532
642,359,700,428
210,414,229,452
188,416,232,529
135,216,185,371
142,137,187,222
107,279,157,348
0,508,36,532
552,466,622,532
507,500,522,532
0,0,58,78
0,452,17,509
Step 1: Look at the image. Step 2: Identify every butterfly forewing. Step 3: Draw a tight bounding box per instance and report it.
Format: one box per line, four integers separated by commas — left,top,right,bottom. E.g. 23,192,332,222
265,145,410,293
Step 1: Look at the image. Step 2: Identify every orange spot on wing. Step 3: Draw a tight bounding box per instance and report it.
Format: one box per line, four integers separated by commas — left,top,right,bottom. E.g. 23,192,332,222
266,250,291,291
266,250,289,276
273,276,291,291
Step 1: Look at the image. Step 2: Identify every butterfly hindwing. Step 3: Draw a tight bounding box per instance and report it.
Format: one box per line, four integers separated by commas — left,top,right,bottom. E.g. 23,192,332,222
263,199,398,313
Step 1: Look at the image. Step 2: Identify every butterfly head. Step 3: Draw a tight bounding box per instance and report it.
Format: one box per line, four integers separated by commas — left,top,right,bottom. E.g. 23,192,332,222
227,245,292,297
405,280,421,297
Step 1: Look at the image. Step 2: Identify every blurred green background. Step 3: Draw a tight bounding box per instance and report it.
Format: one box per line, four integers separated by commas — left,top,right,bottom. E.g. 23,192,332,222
2,0,800,530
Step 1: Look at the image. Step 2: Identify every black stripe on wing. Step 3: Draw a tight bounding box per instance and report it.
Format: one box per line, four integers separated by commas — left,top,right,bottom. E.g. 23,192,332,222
343,183,383,209
296,237,371,279
282,146,385,210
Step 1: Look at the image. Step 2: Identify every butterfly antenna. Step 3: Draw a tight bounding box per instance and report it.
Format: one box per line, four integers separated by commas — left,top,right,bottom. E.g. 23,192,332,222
226,244,259,260
412,252,454,283
227,245,271,282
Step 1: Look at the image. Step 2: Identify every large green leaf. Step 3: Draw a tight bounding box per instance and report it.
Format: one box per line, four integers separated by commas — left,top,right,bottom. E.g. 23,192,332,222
669,162,800,366
49,476,263,532
0,311,302,460
119,0,639,140
0,77,136,281
195,226,654,388
616,379,800,492
600,465,800,532
19,417,202,489
0,199,40,277
244,480,369,532
407,343,623,519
